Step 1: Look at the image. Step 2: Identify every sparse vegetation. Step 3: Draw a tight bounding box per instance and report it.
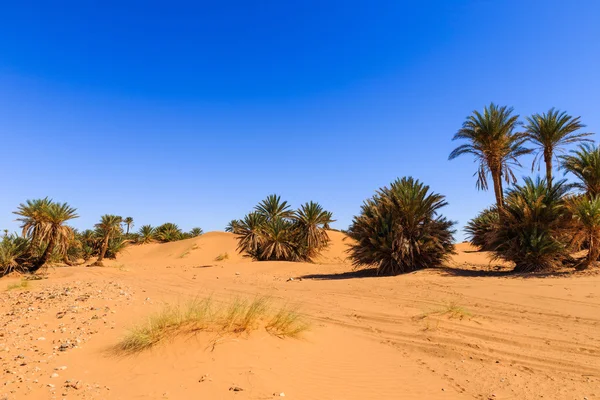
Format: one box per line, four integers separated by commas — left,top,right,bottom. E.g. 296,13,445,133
115,296,309,354
418,300,472,321
214,252,229,261
347,177,455,275
6,278,30,291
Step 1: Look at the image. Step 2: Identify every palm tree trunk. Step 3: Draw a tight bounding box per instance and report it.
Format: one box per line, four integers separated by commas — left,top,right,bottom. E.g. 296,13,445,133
584,232,598,269
544,151,553,188
93,235,110,266
126,224,130,235
31,237,56,272
491,169,504,211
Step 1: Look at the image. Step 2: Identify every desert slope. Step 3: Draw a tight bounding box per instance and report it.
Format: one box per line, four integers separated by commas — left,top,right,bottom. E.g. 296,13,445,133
0,232,598,399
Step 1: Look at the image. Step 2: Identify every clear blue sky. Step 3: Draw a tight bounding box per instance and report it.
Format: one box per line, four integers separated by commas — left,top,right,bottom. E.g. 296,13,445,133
1,1,599,240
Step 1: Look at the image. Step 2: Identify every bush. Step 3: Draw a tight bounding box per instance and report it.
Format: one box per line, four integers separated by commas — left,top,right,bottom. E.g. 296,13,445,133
490,177,571,272
347,177,456,275
0,234,31,275
464,207,499,251
155,223,183,242
233,195,334,262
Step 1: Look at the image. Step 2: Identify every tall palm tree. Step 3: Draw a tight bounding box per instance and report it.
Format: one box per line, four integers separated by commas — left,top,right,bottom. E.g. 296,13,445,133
13,199,78,271
449,103,531,210
561,143,600,196
255,194,294,221
93,215,122,266
13,198,52,247
123,217,134,234
293,202,334,258
523,108,592,187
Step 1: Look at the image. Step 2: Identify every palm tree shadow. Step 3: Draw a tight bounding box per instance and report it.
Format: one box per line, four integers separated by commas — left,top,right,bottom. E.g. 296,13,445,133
434,265,576,279
299,268,380,280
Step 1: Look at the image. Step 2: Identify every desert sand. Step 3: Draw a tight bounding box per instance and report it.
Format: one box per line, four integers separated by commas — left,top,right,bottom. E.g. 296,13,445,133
1,231,598,399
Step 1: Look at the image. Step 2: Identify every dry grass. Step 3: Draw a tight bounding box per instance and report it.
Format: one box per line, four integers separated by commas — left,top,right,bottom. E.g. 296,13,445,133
6,279,30,291
214,252,229,261
417,300,472,321
115,296,309,354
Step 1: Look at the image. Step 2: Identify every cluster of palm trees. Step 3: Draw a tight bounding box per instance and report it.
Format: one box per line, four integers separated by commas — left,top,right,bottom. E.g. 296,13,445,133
1,103,596,276
228,195,334,262
454,103,598,271
346,103,597,275
0,199,204,274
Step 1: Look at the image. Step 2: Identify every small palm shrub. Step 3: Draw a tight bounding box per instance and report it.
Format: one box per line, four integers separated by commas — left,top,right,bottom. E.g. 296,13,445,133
489,177,571,272
347,177,455,275
566,195,600,268
155,223,183,242
233,195,334,262
225,220,241,233
0,234,31,275
189,227,203,237
138,225,156,244
464,207,499,251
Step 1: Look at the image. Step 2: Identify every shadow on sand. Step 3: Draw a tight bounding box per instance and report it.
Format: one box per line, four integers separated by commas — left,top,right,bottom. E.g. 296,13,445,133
300,265,581,281
299,267,380,281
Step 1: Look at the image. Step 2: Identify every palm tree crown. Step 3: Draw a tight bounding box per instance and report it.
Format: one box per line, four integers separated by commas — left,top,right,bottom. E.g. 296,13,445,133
449,103,531,209
123,217,134,234
524,108,592,186
561,143,600,196
13,198,78,270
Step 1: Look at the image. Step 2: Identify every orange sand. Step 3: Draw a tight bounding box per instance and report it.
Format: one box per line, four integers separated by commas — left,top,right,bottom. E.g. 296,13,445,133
1,231,598,399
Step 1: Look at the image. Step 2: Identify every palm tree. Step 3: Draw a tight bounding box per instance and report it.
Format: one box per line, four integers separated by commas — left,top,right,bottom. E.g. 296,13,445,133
235,212,266,258
93,215,122,266
523,108,592,187
138,225,156,244
561,143,600,196
13,198,52,247
449,103,530,210
293,202,334,258
155,223,183,242
255,194,294,221
225,220,241,233
347,177,455,275
259,218,298,261
567,195,600,268
189,227,203,237
464,207,499,251
490,177,570,272
0,234,30,275
13,199,78,271
123,217,134,234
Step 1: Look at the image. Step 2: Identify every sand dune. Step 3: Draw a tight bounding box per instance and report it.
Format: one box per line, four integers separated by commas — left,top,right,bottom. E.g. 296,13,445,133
1,231,598,399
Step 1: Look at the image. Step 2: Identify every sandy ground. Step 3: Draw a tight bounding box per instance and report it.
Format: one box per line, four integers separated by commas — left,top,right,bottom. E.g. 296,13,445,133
0,231,598,400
